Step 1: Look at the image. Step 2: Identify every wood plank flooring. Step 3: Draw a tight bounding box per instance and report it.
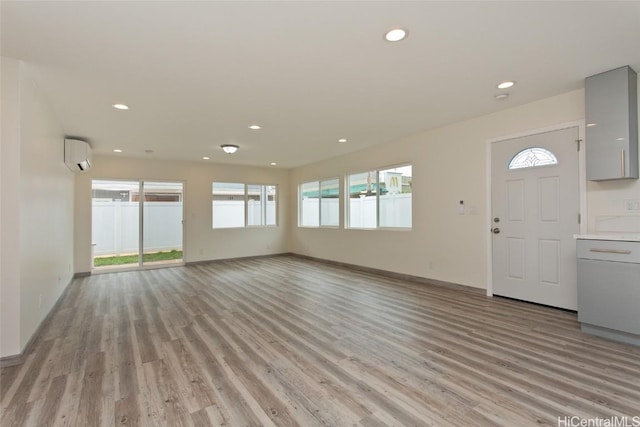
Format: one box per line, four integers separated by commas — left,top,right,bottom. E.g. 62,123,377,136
1,255,639,426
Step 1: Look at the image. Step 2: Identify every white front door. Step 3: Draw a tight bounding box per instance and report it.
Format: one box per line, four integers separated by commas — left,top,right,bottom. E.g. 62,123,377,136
491,127,580,310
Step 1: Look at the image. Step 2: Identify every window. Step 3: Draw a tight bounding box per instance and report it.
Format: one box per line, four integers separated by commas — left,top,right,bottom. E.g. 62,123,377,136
508,147,558,170
299,178,340,227
300,181,319,227
320,179,339,226
347,165,412,229
212,183,277,228
248,184,277,226
348,171,378,228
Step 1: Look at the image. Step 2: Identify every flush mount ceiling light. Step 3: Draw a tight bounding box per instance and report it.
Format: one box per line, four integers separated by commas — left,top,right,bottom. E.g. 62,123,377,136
248,125,262,130
384,28,408,42
586,123,597,127
113,149,123,153
338,138,348,143
202,156,210,160
112,104,129,110
494,93,509,101
270,162,277,166
221,144,239,154
497,81,515,89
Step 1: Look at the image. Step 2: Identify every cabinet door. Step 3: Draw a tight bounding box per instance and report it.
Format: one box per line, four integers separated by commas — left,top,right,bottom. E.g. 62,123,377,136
577,259,640,334
585,66,638,181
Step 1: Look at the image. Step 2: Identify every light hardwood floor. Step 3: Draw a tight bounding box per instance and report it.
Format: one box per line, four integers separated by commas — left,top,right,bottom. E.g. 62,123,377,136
1,255,639,426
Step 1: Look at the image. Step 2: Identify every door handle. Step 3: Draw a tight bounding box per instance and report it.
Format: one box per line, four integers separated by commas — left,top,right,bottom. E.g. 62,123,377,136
589,248,631,255
492,227,500,234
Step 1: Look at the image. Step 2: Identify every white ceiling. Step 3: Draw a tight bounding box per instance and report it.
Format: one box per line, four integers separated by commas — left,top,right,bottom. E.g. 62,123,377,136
2,1,640,168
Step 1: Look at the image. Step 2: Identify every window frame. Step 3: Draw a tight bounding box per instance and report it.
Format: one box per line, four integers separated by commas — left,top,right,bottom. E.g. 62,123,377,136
319,178,340,227
508,147,559,170
298,177,341,228
212,182,278,229
246,183,278,227
346,163,412,231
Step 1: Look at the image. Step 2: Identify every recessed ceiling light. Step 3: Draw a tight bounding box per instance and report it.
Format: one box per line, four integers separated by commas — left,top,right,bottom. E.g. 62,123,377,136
338,138,348,143
112,104,129,110
221,144,239,154
270,162,277,166
113,149,123,153
494,93,509,101
586,123,597,127
384,28,408,42
615,137,625,141
248,125,261,130
202,156,210,160
497,81,515,89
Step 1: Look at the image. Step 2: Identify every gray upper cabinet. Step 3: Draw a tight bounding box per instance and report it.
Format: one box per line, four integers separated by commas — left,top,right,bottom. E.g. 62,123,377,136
585,66,638,181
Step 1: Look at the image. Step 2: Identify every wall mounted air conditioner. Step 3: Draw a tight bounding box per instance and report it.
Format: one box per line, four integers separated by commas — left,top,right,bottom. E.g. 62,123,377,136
64,138,92,172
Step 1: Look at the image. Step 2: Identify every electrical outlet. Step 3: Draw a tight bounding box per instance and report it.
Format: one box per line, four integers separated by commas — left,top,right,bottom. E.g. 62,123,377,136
624,199,640,212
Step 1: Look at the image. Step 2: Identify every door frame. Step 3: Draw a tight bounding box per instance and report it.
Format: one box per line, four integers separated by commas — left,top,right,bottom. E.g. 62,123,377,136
90,177,187,273
140,179,186,268
485,121,587,297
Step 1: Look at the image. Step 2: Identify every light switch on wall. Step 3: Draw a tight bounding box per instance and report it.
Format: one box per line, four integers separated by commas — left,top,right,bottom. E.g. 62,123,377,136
624,199,640,212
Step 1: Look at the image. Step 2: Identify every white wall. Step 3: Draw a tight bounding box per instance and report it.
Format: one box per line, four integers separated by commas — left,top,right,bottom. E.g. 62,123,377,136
289,82,640,289
74,155,289,273
19,64,75,351
0,57,75,358
1,58,22,357
288,89,591,289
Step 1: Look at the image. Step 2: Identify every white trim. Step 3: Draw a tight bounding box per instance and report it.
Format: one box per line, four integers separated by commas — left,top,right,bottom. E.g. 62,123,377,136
244,183,249,227
138,180,144,268
181,180,187,261
485,138,493,297
485,120,586,297
577,122,587,236
486,121,583,145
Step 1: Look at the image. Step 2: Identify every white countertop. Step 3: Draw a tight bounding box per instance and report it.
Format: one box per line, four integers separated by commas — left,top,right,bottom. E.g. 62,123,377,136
574,234,640,242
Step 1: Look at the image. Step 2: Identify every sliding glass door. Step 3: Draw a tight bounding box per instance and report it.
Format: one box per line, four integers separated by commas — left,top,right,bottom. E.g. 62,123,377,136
92,180,140,268
91,179,183,270
142,181,183,265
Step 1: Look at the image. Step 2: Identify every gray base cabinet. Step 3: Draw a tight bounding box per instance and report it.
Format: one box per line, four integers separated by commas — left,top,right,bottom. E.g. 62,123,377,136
576,239,640,345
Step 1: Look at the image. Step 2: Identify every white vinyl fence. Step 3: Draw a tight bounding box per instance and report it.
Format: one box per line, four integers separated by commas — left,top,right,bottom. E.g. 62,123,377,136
92,201,183,256
94,195,409,256
212,200,276,228
301,194,411,227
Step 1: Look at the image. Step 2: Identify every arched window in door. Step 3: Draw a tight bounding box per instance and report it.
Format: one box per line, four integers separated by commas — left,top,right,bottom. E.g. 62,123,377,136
508,147,558,170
